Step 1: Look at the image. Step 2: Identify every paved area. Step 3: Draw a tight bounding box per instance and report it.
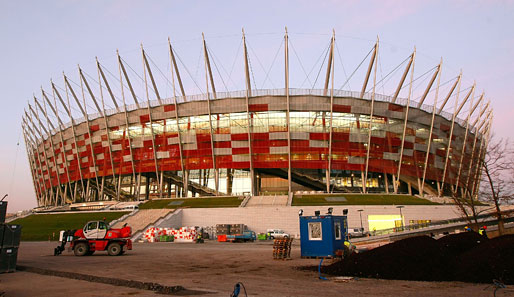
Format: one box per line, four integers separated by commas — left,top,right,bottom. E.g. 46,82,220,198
1,241,512,296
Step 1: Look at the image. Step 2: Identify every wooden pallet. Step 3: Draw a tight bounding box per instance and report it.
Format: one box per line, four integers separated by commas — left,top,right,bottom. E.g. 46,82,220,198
272,238,293,260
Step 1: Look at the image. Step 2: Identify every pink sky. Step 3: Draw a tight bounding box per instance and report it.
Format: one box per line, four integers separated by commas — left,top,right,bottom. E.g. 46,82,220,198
1,0,513,212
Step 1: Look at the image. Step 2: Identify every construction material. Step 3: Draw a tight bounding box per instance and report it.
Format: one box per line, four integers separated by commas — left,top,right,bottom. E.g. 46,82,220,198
215,223,247,236
273,238,293,260
143,227,197,243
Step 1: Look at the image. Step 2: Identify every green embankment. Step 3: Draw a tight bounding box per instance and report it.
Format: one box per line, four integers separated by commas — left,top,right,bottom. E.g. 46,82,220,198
11,212,129,241
292,194,440,206
139,197,243,209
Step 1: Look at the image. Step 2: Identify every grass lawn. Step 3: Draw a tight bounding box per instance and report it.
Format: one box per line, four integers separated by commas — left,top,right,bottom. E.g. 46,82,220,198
139,197,243,209
10,211,129,241
292,194,440,206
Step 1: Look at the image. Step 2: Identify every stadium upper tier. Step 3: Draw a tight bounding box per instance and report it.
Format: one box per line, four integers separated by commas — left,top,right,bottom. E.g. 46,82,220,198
21,34,492,207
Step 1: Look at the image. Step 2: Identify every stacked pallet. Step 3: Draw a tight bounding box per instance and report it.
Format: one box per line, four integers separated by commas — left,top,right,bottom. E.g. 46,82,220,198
215,224,247,235
1,201,22,273
273,238,293,260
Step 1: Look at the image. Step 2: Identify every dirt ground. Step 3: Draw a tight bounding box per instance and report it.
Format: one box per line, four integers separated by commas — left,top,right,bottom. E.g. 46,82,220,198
1,241,513,297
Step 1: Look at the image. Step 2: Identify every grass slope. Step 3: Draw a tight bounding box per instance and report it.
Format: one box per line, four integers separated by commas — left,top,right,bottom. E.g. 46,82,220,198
139,197,242,209
11,212,129,241
292,194,439,206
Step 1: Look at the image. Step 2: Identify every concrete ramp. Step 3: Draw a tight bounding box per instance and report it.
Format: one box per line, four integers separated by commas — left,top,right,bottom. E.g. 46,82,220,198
244,195,288,207
111,209,173,234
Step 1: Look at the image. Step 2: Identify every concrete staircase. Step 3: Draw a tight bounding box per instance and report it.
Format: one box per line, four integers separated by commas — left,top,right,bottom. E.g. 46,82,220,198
162,172,219,196
111,209,173,234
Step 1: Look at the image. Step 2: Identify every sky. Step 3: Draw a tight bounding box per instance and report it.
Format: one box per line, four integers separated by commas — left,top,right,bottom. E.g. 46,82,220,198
1,0,513,212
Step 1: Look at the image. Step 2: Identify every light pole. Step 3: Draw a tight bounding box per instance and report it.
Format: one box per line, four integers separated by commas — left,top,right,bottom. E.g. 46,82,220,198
357,209,364,235
396,205,404,231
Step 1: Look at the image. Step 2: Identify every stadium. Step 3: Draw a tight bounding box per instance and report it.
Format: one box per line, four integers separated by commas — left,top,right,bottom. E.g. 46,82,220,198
21,32,492,207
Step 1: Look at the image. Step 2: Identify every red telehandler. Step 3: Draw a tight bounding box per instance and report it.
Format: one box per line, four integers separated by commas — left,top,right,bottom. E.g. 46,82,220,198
54,220,132,256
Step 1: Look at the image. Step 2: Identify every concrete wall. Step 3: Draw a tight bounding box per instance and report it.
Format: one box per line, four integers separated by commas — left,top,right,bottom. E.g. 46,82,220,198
156,205,484,238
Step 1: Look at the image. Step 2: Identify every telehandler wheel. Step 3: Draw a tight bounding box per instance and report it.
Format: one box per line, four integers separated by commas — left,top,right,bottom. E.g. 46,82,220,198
108,242,122,256
74,242,89,256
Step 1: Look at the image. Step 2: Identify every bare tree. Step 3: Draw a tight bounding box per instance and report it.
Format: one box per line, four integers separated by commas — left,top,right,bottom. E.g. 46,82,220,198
479,137,514,235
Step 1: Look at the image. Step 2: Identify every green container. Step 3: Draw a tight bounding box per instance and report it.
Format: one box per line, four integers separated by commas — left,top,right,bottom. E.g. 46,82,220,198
159,235,169,242
169,234,174,242
257,233,267,240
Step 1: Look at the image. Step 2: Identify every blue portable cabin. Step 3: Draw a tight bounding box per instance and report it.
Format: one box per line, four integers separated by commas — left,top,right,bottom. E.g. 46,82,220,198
299,209,349,258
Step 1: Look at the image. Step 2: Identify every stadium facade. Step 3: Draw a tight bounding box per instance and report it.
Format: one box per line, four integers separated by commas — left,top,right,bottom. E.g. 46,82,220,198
21,32,492,207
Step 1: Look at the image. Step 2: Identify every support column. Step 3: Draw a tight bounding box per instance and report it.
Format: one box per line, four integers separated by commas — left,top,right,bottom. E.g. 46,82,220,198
117,52,139,199
31,99,64,205
464,105,490,193
363,37,379,193
463,113,488,195
23,110,52,206
141,46,162,198
325,30,335,193
285,27,292,196
440,84,474,196
42,89,74,203
201,34,219,195
242,29,256,196
22,121,45,205
167,39,187,197
454,91,483,194
420,59,443,197
69,71,101,200
96,58,120,200
395,48,416,193
56,78,86,202
392,53,415,103
471,118,492,199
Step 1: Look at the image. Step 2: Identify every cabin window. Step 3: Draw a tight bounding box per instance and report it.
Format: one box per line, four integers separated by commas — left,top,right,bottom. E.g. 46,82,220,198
334,222,341,240
308,222,322,240
86,222,98,231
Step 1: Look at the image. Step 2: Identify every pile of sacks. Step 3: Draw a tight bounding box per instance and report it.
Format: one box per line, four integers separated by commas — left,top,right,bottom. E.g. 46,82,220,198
143,226,198,243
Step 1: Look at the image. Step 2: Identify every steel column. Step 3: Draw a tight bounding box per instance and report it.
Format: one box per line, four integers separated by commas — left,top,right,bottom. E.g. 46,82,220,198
395,48,416,193
439,84,474,196
363,37,379,193
168,39,187,197
420,59,442,196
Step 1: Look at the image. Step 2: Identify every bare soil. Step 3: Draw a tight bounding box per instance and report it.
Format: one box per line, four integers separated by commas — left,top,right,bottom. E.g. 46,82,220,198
1,241,512,296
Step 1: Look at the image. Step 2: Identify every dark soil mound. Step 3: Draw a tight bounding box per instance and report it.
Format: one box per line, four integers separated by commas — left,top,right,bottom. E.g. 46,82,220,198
319,233,513,284
323,236,449,281
453,234,514,284
437,231,486,257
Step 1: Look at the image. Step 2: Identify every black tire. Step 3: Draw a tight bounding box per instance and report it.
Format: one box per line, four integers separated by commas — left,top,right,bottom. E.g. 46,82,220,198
86,250,95,256
270,236,275,240
74,242,89,256
107,242,122,256
284,235,289,239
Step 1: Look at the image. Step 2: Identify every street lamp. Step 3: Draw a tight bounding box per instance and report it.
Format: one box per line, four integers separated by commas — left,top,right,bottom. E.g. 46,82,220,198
357,209,364,235
396,205,405,231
